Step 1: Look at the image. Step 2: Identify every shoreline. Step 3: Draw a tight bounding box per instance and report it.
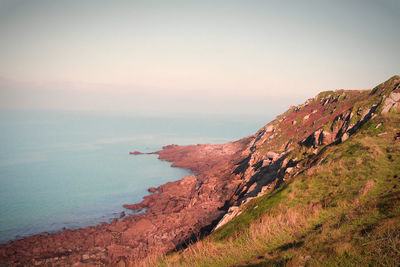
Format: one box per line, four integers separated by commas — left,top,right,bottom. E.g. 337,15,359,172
0,149,192,246
0,206,148,246
0,138,253,266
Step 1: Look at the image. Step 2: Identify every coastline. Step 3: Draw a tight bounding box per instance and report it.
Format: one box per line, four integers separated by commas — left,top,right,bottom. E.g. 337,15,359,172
0,149,190,246
2,76,399,266
0,137,254,266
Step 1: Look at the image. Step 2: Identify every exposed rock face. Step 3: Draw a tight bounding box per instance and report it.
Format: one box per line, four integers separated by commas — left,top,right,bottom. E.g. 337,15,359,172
382,91,400,113
1,75,399,266
214,206,241,230
209,75,400,229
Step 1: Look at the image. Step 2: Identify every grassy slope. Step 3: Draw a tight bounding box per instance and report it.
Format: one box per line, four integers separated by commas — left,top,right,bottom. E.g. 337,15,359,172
148,102,400,266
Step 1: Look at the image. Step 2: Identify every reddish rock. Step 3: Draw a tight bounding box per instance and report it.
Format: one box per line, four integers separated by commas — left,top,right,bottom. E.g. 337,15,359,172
147,187,157,193
129,151,142,155
109,221,127,232
122,203,143,210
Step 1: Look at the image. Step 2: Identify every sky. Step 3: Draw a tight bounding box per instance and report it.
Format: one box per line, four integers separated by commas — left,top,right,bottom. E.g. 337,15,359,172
0,0,399,116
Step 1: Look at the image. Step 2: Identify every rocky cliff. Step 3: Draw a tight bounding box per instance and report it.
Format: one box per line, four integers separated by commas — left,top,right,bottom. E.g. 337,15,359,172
158,75,400,266
213,75,400,230
0,75,399,266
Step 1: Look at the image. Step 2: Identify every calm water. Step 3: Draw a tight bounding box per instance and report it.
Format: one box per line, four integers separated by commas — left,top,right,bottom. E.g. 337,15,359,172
0,109,269,244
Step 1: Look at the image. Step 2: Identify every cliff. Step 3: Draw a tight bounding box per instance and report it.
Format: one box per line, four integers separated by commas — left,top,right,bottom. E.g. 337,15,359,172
152,75,400,266
1,75,399,266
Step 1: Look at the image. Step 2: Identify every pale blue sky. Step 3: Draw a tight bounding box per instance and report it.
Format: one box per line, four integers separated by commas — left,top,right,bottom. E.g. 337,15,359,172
0,0,399,116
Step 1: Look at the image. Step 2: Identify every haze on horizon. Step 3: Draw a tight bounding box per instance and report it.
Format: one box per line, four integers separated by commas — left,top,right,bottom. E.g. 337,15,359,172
0,0,399,117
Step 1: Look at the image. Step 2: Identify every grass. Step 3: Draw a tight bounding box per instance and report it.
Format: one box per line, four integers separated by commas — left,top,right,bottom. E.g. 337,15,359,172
140,110,400,267
211,184,289,241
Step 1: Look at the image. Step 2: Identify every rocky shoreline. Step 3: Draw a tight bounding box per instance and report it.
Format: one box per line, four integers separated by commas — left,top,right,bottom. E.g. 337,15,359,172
0,138,254,266
2,75,398,267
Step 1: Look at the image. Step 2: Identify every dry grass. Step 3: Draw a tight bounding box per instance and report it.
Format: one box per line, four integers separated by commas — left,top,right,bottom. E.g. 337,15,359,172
136,204,321,267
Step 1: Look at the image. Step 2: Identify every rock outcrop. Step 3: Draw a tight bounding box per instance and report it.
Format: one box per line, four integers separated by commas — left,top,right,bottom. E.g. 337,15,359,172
210,75,400,230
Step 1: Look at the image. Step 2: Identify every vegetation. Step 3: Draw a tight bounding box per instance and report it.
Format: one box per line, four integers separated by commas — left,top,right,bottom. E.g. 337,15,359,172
134,76,400,266
143,109,400,266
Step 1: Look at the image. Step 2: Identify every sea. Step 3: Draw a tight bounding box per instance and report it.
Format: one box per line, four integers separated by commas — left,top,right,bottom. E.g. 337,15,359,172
0,109,271,244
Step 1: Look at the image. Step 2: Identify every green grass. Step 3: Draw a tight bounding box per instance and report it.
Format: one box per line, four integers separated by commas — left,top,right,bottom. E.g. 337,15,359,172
212,184,289,241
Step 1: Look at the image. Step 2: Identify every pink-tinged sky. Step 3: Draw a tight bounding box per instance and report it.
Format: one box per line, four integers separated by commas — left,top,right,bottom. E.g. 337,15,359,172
0,0,399,116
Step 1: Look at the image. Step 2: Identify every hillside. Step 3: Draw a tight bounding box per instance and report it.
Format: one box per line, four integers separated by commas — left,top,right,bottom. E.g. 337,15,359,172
1,76,399,266
145,75,400,266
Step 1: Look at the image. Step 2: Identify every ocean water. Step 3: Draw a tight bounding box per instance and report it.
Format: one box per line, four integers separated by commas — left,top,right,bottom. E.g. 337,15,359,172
0,109,270,244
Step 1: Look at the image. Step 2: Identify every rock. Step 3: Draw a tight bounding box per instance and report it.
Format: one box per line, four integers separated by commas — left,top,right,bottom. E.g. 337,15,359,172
241,197,255,205
382,99,394,113
281,158,289,168
129,151,143,155
262,159,270,167
122,203,143,210
266,151,279,161
394,132,400,141
213,206,242,231
34,260,42,266
119,211,125,218
382,92,400,113
81,254,90,261
341,133,349,142
257,185,271,197
131,219,154,233
390,92,400,102
304,114,310,120
249,152,263,166
320,131,333,145
148,187,157,193
265,125,275,133
117,258,126,267
109,221,127,232
286,167,294,173
301,132,317,148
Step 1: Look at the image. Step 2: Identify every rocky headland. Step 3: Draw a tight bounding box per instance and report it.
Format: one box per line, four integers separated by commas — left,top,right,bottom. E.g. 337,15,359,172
1,75,399,266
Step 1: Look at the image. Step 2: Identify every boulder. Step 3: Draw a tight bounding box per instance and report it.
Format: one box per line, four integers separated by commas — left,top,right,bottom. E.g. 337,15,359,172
147,187,157,193
382,92,400,113
390,92,400,102
286,167,294,173
81,254,90,261
265,125,275,133
266,151,279,161
341,133,349,142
